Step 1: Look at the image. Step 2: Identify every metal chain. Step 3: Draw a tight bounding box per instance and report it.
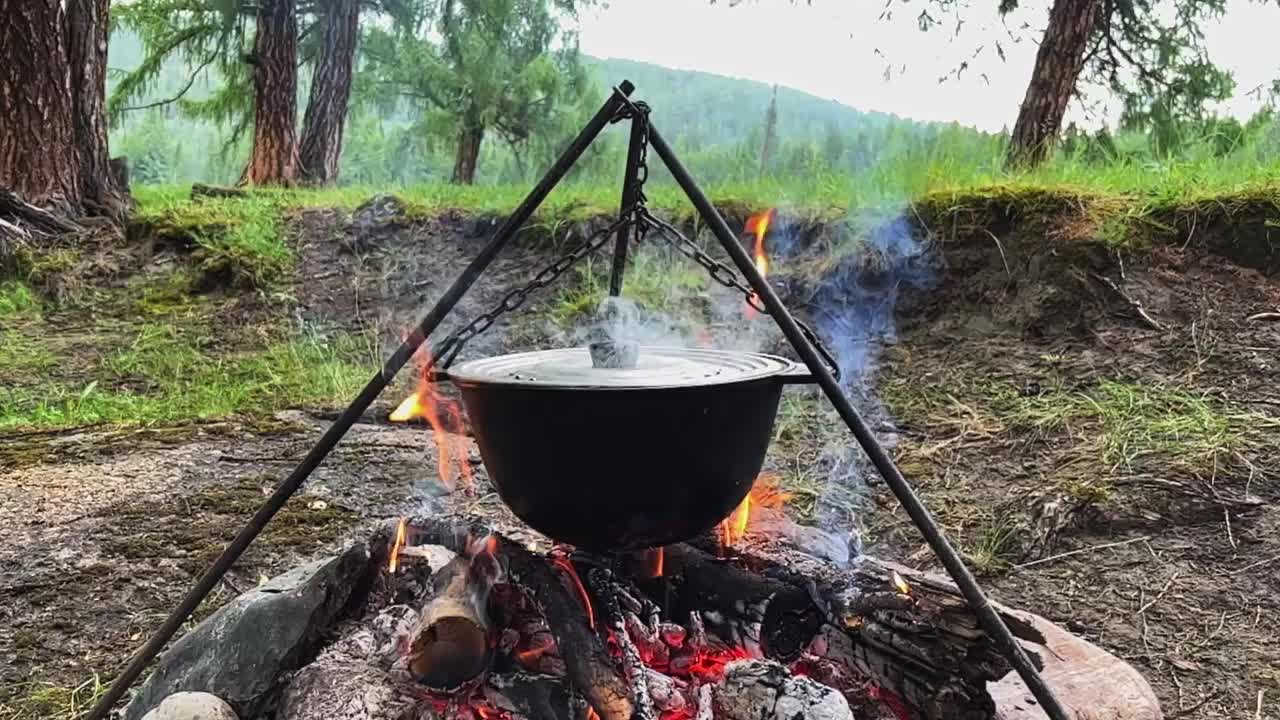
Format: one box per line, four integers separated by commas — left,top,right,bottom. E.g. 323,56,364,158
640,209,843,381
428,95,840,382
430,217,630,371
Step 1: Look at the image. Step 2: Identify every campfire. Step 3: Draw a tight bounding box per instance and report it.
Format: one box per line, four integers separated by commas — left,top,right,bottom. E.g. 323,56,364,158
280,483,1037,720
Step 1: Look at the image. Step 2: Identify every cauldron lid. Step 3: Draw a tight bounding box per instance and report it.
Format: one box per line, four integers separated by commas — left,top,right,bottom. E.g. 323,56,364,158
445,346,795,389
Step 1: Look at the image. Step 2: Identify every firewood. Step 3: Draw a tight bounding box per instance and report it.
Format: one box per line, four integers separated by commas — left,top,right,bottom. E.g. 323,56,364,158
662,541,1037,720
408,520,635,720
406,552,493,691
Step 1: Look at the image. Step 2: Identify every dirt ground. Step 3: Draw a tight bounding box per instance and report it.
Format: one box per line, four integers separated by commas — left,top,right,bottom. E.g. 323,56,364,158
2,202,1278,719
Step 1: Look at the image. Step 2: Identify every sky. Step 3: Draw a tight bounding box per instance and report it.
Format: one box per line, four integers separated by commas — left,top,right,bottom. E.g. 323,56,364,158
577,0,1280,133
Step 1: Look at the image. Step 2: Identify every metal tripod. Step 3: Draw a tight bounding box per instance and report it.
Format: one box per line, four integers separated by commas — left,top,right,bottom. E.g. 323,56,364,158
85,80,1070,720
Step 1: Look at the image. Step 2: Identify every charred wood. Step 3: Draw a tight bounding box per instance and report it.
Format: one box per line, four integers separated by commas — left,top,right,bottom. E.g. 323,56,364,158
665,542,1036,720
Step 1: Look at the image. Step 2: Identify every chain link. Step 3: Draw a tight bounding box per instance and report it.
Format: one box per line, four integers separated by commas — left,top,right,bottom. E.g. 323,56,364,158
640,209,843,381
430,217,630,371
426,94,841,382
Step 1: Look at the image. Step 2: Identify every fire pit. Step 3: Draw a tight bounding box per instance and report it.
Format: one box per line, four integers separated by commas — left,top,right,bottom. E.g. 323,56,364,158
120,512,1162,720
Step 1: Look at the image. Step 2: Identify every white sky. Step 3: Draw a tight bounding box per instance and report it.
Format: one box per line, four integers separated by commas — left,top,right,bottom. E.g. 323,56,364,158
578,0,1280,132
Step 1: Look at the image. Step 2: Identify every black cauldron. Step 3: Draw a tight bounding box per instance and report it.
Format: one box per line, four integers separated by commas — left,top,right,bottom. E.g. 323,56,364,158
443,345,812,552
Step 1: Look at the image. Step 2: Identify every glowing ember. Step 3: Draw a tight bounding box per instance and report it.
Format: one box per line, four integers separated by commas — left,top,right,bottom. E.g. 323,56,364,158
891,570,910,596
719,473,793,549
743,208,775,316
550,551,595,630
389,352,474,491
388,517,408,573
644,547,665,578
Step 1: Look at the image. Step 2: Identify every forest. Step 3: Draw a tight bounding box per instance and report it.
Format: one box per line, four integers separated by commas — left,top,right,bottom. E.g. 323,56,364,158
2,2,1280,720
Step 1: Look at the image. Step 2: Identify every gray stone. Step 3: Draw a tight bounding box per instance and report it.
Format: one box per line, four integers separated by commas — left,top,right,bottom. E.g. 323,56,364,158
140,692,238,720
124,544,372,720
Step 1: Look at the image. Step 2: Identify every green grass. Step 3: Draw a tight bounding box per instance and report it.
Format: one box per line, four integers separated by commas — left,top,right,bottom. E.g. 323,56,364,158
0,326,376,429
991,380,1279,470
133,189,293,289
550,249,709,326
0,280,39,318
0,675,106,720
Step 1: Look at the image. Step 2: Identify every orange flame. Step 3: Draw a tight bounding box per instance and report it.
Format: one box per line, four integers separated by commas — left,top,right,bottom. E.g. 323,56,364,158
643,547,665,578
891,570,911,596
719,473,792,549
743,209,775,317
551,552,595,631
389,352,474,491
388,517,408,573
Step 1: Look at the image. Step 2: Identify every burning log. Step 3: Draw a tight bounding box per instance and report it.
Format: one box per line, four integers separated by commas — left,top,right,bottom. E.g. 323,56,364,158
657,542,1040,720
407,550,494,690
408,520,635,720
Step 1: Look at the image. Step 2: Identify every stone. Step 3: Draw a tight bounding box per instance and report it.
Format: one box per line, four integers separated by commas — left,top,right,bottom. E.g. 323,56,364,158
989,608,1163,720
140,692,238,720
124,544,372,720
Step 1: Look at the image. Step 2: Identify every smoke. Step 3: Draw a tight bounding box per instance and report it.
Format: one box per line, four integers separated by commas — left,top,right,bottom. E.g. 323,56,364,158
567,264,783,355
803,212,942,554
810,214,941,388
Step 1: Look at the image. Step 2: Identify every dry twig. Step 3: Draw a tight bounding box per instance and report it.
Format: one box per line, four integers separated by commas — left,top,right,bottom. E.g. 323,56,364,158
1013,536,1150,570
1089,271,1165,331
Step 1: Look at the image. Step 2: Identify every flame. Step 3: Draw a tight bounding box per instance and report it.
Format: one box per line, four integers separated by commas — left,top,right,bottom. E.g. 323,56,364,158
743,208,775,316
388,517,408,573
390,352,474,491
719,473,793,549
891,570,910,596
643,547,665,578
551,551,595,630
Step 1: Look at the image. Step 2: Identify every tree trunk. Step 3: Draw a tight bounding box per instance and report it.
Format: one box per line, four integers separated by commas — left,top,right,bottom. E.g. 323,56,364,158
242,0,300,186
1005,0,1101,169
0,0,82,215
299,0,359,186
67,0,127,219
759,84,778,177
451,123,484,185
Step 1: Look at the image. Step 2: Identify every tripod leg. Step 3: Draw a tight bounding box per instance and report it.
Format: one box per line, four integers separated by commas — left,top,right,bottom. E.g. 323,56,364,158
609,115,646,297
84,81,637,720
645,122,1073,720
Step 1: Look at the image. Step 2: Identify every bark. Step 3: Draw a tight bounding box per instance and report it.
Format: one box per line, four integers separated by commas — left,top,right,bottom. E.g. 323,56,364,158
1005,0,1101,169
406,553,492,690
242,0,301,186
66,0,127,218
0,0,82,215
451,123,484,185
299,0,360,185
410,521,634,720
760,84,778,176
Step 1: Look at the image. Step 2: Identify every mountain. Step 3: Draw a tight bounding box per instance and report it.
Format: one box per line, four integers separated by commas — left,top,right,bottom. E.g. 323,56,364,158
586,57,901,148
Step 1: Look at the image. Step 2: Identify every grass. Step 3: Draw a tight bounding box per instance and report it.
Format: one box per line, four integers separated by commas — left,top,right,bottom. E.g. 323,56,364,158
550,249,709,326
0,326,376,430
991,379,1279,471
967,514,1021,573
0,280,39,318
132,188,294,289
0,676,106,720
